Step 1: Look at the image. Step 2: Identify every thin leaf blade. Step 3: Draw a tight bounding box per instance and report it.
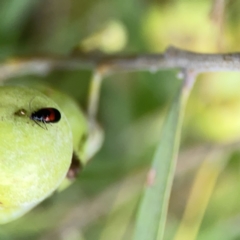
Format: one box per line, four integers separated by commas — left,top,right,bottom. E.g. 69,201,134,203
133,81,189,240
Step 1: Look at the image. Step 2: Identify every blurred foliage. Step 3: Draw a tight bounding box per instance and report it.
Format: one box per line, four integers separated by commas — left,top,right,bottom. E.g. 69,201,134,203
1,0,240,239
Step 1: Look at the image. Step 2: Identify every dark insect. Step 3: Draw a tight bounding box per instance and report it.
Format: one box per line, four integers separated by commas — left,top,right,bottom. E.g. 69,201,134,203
31,108,61,129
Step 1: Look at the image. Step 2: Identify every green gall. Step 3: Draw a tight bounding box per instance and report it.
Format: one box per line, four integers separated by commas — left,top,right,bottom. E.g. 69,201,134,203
0,86,72,224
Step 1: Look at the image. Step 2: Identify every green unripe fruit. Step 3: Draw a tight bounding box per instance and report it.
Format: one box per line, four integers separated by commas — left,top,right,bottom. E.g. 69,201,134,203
0,86,72,224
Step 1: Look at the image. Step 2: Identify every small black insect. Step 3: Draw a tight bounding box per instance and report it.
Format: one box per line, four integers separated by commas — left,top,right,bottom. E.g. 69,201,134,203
31,108,61,129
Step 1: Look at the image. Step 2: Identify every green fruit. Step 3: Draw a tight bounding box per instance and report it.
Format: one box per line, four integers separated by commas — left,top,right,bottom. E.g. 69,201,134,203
0,86,72,224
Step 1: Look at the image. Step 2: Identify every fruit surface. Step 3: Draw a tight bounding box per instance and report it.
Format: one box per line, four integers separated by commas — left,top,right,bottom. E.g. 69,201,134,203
0,86,72,224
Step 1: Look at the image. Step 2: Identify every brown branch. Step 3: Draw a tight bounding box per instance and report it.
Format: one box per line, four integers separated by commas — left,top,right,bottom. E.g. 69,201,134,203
1,46,240,81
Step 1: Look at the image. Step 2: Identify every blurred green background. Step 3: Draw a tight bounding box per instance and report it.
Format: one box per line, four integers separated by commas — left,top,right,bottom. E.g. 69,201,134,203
1,0,240,239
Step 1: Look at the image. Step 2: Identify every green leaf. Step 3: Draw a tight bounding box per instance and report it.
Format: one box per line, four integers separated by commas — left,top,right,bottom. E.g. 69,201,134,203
133,80,189,240
0,0,36,32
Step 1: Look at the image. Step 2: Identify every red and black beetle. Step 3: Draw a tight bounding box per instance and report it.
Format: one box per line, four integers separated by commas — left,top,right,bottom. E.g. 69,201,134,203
31,108,61,129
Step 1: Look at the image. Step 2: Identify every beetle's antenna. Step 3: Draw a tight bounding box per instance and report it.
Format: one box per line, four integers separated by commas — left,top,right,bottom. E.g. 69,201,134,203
29,96,35,113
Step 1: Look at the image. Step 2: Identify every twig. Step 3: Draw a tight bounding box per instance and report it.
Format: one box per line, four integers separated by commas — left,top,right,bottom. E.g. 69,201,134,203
87,70,103,127
1,46,240,81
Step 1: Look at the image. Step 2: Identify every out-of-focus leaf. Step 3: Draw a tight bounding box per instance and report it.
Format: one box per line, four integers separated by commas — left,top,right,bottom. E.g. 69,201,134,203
133,80,189,240
0,0,37,33
0,0,38,58
174,153,227,240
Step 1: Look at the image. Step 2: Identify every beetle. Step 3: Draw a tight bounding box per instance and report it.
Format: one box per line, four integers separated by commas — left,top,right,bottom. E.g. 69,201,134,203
30,108,61,129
